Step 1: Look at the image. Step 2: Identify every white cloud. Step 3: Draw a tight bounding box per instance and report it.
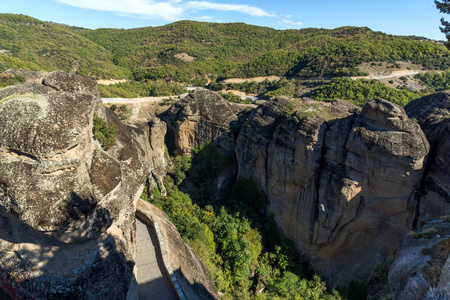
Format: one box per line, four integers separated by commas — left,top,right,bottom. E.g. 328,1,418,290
194,16,224,22
55,0,276,20
186,1,276,17
280,19,303,26
195,15,214,21
56,0,183,20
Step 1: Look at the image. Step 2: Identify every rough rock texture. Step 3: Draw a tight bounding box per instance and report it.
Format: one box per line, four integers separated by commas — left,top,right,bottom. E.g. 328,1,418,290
388,221,450,300
127,117,169,196
136,200,220,300
235,98,429,284
163,94,433,285
161,89,252,156
0,70,146,299
405,92,450,220
405,91,450,138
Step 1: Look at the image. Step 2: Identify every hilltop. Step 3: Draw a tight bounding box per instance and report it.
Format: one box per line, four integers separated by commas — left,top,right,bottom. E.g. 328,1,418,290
1,13,449,83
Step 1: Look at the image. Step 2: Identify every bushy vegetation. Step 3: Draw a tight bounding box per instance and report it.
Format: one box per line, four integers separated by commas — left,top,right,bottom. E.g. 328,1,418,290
108,104,132,120
2,14,449,83
142,143,341,299
209,79,320,100
92,114,118,150
0,73,24,88
99,81,187,98
218,91,253,104
415,71,450,91
310,77,425,106
0,14,130,78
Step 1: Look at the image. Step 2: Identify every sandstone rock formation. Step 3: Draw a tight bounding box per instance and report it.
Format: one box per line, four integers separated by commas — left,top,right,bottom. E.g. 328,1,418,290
136,200,220,300
165,91,435,286
235,97,430,284
161,88,252,156
405,92,450,220
388,221,450,300
0,70,146,299
127,117,170,196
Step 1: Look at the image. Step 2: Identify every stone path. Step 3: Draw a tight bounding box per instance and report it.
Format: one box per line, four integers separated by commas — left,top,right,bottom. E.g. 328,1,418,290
136,218,178,300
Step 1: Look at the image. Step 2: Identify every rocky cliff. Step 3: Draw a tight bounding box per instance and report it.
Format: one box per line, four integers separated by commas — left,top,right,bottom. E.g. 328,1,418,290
2,71,448,298
235,97,430,284
127,117,170,196
162,88,252,156
163,89,448,288
0,70,146,299
405,92,450,221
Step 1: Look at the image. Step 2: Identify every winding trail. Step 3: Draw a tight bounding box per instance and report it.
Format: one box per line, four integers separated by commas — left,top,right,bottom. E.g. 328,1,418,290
136,218,178,300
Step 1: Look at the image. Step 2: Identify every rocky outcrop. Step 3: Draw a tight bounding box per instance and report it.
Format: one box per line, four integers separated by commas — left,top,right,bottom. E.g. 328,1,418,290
388,221,450,300
0,70,146,299
234,99,433,287
405,92,450,220
162,92,433,285
234,98,429,284
127,117,169,196
161,89,251,156
136,200,220,300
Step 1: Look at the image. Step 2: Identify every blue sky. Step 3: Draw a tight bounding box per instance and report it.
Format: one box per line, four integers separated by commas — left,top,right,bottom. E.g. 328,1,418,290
1,0,447,40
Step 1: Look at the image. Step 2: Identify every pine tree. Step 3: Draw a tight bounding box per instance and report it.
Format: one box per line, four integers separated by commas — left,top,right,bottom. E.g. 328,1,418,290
436,0,450,48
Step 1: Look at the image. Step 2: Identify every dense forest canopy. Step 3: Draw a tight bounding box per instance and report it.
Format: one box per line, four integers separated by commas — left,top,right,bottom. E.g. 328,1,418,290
1,13,449,82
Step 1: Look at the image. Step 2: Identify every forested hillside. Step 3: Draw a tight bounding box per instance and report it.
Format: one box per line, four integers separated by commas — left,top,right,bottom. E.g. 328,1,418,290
1,14,449,82
0,14,130,78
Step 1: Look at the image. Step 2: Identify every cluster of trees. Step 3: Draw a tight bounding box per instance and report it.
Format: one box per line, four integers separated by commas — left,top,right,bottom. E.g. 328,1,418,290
98,81,187,98
310,77,425,107
415,71,450,91
142,143,342,299
209,78,322,100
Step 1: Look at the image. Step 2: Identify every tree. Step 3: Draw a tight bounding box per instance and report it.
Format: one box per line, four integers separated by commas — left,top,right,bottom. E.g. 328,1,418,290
436,0,450,48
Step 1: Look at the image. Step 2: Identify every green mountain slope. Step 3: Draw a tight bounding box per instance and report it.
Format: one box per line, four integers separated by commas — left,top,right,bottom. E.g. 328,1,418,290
0,14,130,78
1,14,449,81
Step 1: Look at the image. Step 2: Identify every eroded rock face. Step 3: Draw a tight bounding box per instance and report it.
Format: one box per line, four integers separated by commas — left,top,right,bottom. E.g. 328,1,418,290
405,92,450,220
387,221,450,300
127,117,169,196
235,98,429,284
0,70,146,299
162,89,251,156
163,93,432,284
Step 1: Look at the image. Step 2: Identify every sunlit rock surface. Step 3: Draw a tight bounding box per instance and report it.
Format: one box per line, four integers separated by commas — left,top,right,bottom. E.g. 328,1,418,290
0,70,146,299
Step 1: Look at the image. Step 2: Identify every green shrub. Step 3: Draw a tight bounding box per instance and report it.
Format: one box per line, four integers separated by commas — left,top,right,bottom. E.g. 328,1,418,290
0,74,25,88
93,114,118,150
310,77,424,107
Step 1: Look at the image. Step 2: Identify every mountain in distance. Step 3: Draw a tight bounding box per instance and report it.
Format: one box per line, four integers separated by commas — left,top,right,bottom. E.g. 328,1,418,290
1,13,449,83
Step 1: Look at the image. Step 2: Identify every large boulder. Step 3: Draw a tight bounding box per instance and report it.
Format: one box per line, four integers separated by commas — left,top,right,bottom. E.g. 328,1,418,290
0,70,146,299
